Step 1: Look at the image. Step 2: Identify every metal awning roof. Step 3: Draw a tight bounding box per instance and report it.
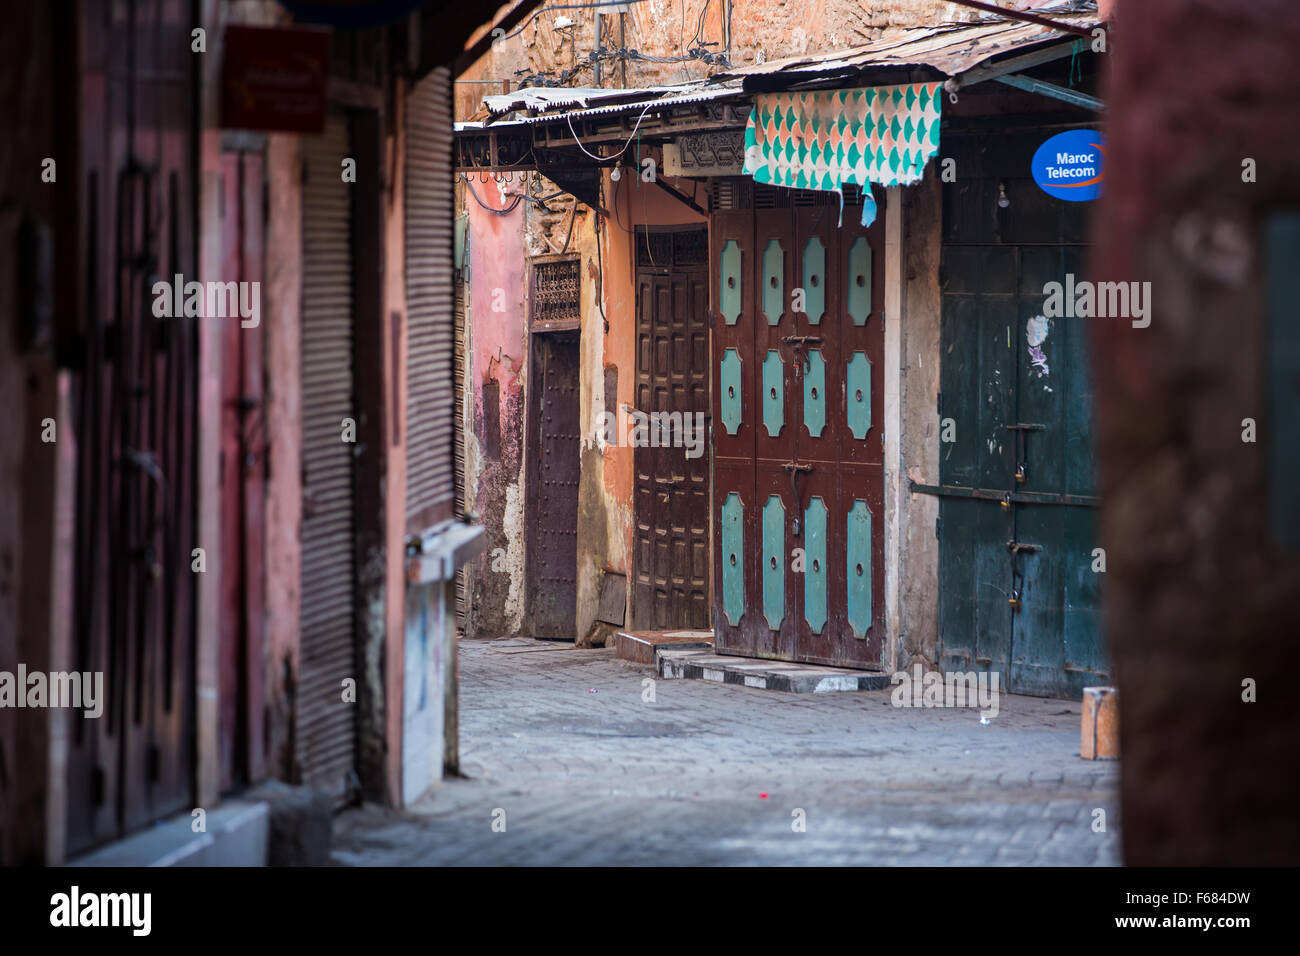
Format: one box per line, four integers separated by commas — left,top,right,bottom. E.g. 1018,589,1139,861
471,82,746,128
469,8,1100,130
483,82,715,117
455,5,1103,186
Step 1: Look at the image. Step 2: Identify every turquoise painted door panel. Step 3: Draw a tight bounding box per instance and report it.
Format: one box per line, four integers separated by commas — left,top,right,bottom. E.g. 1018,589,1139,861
846,351,872,439
720,348,742,435
762,495,785,630
847,500,872,636
762,349,784,437
803,348,826,437
847,236,873,326
720,239,742,325
804,497,828,634
712,204,885,670
721,492,745,626
801,236,826,324
762,239,784,325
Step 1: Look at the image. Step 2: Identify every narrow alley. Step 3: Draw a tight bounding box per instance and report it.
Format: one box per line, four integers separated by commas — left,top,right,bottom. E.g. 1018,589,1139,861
1,0,1296,919
333,639,1118,865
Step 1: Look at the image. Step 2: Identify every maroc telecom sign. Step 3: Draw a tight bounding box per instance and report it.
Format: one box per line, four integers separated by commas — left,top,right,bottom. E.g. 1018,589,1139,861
1031,129,1105,202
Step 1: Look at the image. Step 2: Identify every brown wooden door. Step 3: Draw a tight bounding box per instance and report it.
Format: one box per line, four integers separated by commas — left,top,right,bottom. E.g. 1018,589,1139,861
65,0,199,855
632,229,710,629
527,331,581,637
218,150,267,792
711,188,885,668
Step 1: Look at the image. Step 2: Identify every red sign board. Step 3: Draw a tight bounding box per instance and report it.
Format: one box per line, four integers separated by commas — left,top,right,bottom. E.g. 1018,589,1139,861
221,25,330,134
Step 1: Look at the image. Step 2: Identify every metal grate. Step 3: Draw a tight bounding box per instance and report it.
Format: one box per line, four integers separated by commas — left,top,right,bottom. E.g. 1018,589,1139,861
298,112,358,805
406,67,457,529
530,256,581,328
635,232,672,268
673,228,709,266
710,177,866,210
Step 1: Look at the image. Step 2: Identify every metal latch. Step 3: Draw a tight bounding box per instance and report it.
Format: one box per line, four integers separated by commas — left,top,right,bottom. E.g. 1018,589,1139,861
783,461,813,535
781,334,822,371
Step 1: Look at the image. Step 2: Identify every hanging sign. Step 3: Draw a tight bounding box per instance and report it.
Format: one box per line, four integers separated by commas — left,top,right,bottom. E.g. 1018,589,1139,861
221,25,330,134
1031,129,1105,201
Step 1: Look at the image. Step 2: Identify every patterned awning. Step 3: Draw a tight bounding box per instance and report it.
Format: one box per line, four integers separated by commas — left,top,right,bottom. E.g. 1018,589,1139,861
742,82,943,225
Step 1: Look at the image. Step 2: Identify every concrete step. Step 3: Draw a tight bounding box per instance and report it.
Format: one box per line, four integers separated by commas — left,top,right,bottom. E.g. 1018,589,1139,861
615,629,714,664
657,647,892,693
68,801,269,867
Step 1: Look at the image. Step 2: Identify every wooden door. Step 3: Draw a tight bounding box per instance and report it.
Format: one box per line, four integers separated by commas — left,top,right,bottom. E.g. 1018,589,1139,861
218,150,267,792
632,229,710,629
66,0,198,854
935,128,1105,698
526,331,581,638
711,186,886,668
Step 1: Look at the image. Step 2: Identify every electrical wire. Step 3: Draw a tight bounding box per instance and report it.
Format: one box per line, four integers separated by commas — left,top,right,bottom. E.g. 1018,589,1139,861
462,173,522,215
565,101,656,164
496,0,652,44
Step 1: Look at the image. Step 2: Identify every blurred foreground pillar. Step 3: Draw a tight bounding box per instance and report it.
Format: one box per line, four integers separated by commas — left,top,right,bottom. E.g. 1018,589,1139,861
1093,0,1300,864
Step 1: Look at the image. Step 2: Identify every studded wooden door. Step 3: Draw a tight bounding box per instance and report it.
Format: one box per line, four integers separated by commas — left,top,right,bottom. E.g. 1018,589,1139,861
526,330,581,638
711,188,885,668
633,229,711,630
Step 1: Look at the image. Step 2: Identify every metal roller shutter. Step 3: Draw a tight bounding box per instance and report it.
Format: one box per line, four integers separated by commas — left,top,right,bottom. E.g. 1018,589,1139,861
297,112,358,801
405,67,457,530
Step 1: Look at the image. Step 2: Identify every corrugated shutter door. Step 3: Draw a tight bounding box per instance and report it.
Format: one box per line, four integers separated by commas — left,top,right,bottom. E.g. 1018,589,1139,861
297,113,357,800
454,235,469,631
406,67,456,528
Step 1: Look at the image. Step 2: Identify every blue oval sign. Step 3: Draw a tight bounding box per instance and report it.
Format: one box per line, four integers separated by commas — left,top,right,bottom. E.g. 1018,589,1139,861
1031,129,1105,202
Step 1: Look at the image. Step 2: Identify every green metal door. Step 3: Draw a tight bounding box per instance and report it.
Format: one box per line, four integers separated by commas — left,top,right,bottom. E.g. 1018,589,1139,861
930,128,1107,698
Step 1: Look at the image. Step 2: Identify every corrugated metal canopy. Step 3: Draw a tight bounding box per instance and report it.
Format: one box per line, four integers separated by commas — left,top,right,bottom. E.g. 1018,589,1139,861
483,81,727,117
478,82,746,126
466,8,1101,133
712,11,1100,85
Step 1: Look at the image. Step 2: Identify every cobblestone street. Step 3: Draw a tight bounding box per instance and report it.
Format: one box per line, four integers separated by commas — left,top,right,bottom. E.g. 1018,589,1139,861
333,639,1120,865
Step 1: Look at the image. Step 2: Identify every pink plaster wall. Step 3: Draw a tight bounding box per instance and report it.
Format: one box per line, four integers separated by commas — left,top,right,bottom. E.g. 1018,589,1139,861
464,183,530,636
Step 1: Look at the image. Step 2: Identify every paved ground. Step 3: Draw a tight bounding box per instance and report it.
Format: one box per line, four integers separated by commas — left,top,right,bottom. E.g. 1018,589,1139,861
333,638,1121,866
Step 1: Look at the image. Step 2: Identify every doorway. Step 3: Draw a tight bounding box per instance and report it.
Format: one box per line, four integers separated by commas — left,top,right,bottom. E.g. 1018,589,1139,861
632,227,711,630
710,184,886,668
934,127,1106,698
218,148,267,792
526,330,581,638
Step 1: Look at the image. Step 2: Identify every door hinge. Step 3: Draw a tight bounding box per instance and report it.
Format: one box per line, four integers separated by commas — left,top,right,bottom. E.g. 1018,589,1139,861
935,515,942,540
936,390,943,416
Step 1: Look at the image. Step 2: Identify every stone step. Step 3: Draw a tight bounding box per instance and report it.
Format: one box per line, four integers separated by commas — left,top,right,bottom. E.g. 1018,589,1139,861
656,647,892,693
615,629,714,664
